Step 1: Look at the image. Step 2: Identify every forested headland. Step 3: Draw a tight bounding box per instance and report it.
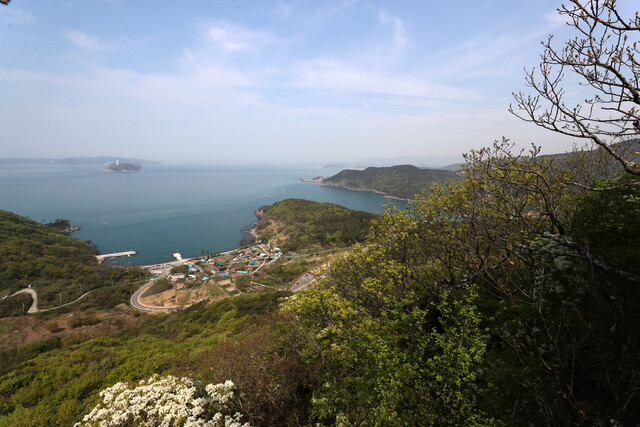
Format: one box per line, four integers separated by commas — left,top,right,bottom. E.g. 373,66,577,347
320,164,460,200
255,198,376,250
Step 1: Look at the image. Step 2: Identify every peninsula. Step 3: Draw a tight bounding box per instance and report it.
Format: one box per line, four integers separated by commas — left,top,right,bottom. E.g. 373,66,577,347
317,164,461,200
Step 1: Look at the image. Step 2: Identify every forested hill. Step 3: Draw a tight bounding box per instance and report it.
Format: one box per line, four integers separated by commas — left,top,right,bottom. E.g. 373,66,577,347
320,164,460,200
0,210,138,309
255,198,376,250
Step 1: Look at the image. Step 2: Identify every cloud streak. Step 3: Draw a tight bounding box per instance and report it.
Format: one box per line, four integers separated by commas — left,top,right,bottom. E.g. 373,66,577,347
378,9,408,56
65,30,113,51
200,21,279,53
292,58,479,100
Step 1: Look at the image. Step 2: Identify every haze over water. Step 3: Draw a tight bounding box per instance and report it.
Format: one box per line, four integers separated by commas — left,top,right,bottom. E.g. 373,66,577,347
0,164,405,265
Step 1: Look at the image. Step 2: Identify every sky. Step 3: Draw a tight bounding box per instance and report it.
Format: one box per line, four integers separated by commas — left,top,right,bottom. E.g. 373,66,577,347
1,0,636,166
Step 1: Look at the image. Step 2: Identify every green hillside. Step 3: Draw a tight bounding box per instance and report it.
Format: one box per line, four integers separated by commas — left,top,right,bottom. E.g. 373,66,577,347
0,291,304,427
0,210,139,310
255,198,376,250
320,164,460,200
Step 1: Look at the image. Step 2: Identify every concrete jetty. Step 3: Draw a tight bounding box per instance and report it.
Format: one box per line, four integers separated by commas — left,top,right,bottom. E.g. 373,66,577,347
96,250,137,263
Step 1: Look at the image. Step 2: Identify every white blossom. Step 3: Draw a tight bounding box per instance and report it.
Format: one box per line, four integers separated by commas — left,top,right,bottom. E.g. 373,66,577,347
74,375,249,427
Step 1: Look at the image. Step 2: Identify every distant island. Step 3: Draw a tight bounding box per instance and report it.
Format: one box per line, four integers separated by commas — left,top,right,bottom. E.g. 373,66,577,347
315,164,461,200
101,160,143,173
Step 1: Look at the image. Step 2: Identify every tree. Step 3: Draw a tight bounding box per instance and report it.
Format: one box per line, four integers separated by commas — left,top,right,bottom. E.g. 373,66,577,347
511,0,640,176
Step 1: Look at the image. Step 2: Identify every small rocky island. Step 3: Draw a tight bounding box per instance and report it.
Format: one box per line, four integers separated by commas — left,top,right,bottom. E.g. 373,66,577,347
101,160,143,173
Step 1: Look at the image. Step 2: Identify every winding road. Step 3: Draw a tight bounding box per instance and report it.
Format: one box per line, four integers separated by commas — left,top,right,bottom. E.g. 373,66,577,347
8,287,93,313
130,276,181,312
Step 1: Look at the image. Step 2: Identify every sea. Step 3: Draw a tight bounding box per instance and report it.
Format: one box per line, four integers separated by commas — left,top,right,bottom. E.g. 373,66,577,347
0,163,406,265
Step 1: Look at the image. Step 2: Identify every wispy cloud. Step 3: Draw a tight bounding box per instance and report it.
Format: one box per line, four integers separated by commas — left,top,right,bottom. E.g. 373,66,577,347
293,58,479,100
65,30,113,51
201,21,279,53
378,9,408,56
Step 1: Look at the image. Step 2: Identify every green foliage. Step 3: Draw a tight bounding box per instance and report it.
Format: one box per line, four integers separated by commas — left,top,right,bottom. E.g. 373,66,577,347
67,285,133,312
67,314,100,329
142,278,172,297
256,198,375,250
570,174,640,274
170,265,189,274
0,291,293,426
285,202,489,425
0,294,31,317
233,275,251,292
263,258,310,287
321,164,460,199
286,140,640,424
196,322,310,425
44,219,71,232
457,143,640,424
0,210,141,312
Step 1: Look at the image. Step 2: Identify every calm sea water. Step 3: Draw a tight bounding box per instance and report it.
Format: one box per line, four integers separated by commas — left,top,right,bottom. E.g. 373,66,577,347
0,164,405,265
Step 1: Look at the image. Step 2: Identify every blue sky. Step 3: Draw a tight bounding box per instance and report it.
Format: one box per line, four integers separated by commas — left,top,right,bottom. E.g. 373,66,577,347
1,0,634,165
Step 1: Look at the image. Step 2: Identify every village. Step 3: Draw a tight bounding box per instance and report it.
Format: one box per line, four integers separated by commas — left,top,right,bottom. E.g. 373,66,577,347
133,238,312,311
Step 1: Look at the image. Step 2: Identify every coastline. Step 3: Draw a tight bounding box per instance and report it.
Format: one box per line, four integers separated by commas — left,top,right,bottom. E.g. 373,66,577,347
139,215,263,270
316,181,412,202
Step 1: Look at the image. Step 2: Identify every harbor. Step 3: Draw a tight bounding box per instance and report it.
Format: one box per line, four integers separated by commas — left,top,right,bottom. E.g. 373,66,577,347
96,250,137,263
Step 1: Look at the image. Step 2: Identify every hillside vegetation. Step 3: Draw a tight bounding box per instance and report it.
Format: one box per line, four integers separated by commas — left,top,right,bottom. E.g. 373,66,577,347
255,198,376,250
320,164,460,200
0,291,304,426
0,210,140,310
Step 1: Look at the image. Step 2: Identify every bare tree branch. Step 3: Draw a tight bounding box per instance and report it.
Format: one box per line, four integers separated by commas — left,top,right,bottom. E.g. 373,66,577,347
510,0,640,176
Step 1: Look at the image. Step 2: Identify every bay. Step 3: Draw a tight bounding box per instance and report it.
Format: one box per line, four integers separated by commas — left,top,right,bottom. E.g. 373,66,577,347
0,164,406,265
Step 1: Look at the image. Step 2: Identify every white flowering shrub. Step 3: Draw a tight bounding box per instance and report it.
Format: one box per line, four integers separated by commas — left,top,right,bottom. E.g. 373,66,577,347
75,375,249,427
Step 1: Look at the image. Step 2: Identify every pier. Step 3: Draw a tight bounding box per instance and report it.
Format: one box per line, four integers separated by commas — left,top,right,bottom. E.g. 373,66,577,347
96,250,137,263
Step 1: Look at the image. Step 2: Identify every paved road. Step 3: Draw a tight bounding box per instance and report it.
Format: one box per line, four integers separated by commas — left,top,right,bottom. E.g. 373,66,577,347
130,276,181,312
40,291,93,312
8,287,93,313
11,288,39,313
291,272,316,292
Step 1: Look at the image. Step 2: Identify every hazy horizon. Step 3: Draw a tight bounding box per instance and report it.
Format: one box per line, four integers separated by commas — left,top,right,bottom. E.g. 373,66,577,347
3,1,636,164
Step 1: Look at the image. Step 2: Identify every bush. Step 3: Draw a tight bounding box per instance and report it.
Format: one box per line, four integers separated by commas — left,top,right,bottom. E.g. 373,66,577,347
68,314,100,329
170,265,189,274
142,279,172,298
